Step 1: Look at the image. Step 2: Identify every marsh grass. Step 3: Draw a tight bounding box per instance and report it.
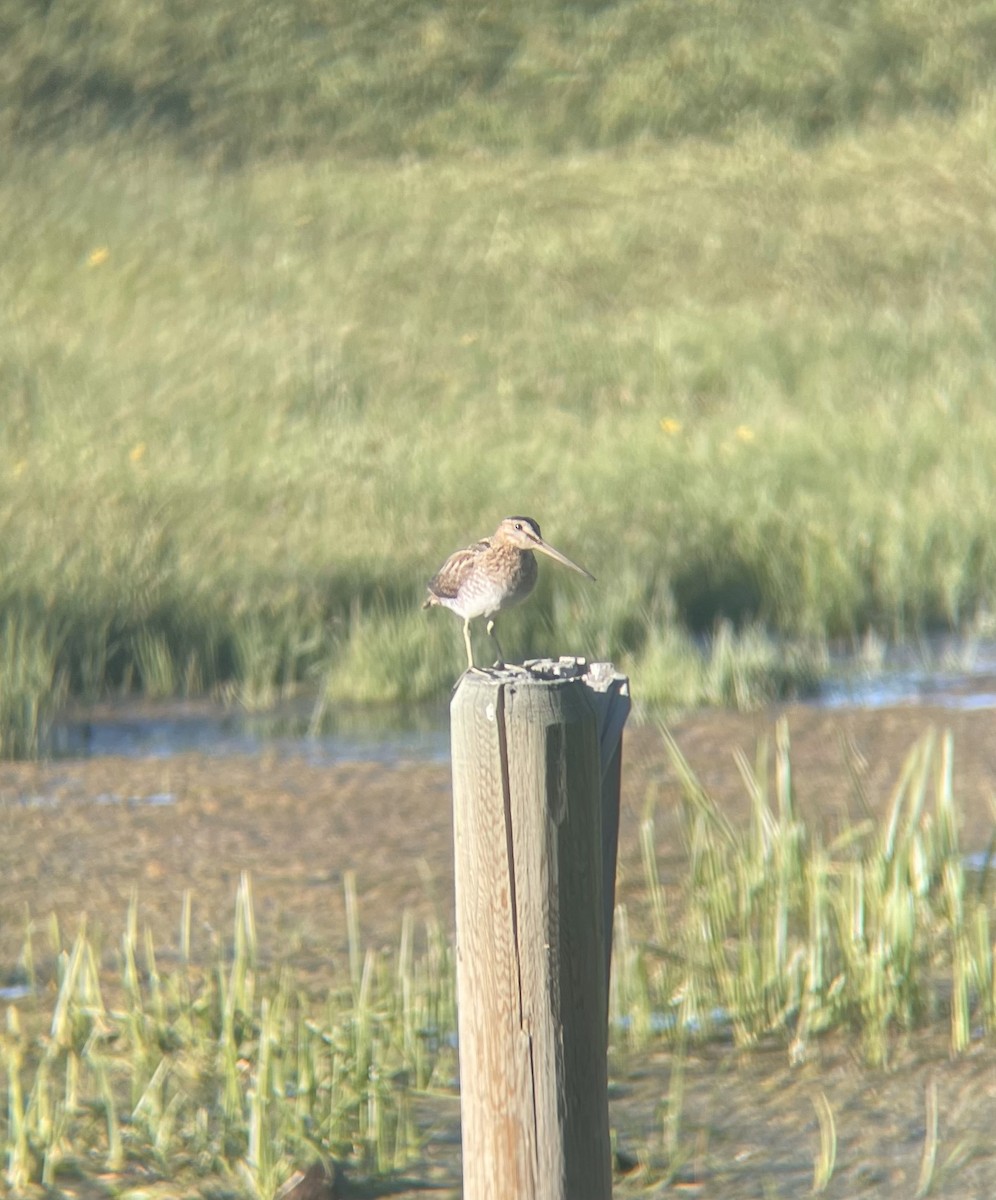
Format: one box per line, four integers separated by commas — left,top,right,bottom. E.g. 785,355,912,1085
0,612,68,759
0,874,457,1196
4,0,996,751
612,724,996,1069
2,728,993,1193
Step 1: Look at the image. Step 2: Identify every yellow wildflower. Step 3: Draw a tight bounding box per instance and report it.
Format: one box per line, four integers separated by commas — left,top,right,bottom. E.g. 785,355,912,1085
129,442,147,463
735,425,756,443
660,417,682,435
88,246,110,267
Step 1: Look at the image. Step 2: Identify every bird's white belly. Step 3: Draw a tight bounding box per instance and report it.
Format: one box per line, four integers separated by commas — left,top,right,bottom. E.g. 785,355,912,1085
442,572,528,621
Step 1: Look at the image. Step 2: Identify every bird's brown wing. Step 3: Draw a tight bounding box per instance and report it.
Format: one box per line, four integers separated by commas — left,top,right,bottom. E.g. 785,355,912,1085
424,537,492,603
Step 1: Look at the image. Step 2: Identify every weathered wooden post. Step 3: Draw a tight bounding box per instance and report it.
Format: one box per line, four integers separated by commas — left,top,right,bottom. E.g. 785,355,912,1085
450,657,630,1200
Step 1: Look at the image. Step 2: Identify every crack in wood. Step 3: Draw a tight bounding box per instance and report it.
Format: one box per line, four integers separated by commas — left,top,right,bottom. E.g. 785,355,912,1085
494,683,541,1168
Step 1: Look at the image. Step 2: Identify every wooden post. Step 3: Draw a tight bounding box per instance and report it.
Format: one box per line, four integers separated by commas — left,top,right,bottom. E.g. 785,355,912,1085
450,658,630,1200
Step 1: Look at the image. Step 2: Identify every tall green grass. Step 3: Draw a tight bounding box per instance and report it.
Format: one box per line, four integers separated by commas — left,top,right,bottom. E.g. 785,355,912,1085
4,0,996,750
0,874,456,1196
613,724,996,1068
4,0,996,160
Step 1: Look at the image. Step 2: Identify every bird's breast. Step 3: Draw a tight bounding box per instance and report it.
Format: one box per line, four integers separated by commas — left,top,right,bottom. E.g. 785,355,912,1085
443,548,537,620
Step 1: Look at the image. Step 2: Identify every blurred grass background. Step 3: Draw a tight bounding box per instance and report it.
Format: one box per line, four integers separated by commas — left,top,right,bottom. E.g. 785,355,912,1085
3,0,996,749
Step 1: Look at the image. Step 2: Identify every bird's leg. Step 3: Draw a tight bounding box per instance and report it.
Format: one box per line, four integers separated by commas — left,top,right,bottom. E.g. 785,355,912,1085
486,619,531,673
485,619,506,668
466,620,493,677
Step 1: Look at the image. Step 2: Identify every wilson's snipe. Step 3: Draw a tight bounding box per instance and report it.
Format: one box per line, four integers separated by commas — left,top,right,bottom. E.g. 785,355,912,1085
422,516,594,670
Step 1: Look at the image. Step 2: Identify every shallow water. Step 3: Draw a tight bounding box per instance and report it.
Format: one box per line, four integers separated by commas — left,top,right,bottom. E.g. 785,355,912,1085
818,636,996,710
818,673,996,711
49,650,996,763
50,696,452,764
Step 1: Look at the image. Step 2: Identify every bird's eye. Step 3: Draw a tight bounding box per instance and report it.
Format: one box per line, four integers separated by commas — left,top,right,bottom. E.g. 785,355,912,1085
514,522,523,530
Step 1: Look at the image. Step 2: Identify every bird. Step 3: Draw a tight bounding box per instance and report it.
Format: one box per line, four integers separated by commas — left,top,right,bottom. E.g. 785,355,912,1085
422,516,594,670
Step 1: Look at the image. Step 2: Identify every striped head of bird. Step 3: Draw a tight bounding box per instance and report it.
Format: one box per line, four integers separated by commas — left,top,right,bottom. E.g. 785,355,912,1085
491,517,594,579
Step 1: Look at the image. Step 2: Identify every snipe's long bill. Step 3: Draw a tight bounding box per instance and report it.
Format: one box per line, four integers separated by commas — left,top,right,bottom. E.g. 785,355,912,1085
422,516,595,671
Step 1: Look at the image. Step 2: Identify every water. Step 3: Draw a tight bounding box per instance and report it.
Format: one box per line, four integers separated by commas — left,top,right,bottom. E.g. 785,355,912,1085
50,696,451,765
0,984,32,1002
816,637,996,711
46,639,996,764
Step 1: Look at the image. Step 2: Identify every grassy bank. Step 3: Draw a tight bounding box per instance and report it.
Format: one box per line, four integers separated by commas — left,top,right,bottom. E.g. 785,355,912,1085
3,0,996,749
5,0,996,161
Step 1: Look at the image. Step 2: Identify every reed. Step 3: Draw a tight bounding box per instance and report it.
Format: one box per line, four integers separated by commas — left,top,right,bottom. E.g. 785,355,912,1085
0,877,457,1197
611,724,996,1068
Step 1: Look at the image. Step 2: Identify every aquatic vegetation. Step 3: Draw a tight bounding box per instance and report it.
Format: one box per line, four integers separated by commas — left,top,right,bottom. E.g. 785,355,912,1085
0,874,457,1196
612,724,996,1068
1,728,994,1193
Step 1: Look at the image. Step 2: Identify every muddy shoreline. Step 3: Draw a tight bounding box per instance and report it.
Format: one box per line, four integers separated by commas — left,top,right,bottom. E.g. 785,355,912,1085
2,701,996,1196
4,703,995,967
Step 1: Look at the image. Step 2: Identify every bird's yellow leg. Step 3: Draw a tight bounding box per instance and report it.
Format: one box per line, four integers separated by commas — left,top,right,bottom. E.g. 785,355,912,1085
465,620,494,677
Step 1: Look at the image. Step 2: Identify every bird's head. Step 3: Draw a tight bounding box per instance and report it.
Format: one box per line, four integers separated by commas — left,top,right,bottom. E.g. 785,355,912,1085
496,517,595,580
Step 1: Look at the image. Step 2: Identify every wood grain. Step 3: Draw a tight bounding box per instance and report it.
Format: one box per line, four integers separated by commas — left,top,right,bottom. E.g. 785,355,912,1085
451,667,624,1200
